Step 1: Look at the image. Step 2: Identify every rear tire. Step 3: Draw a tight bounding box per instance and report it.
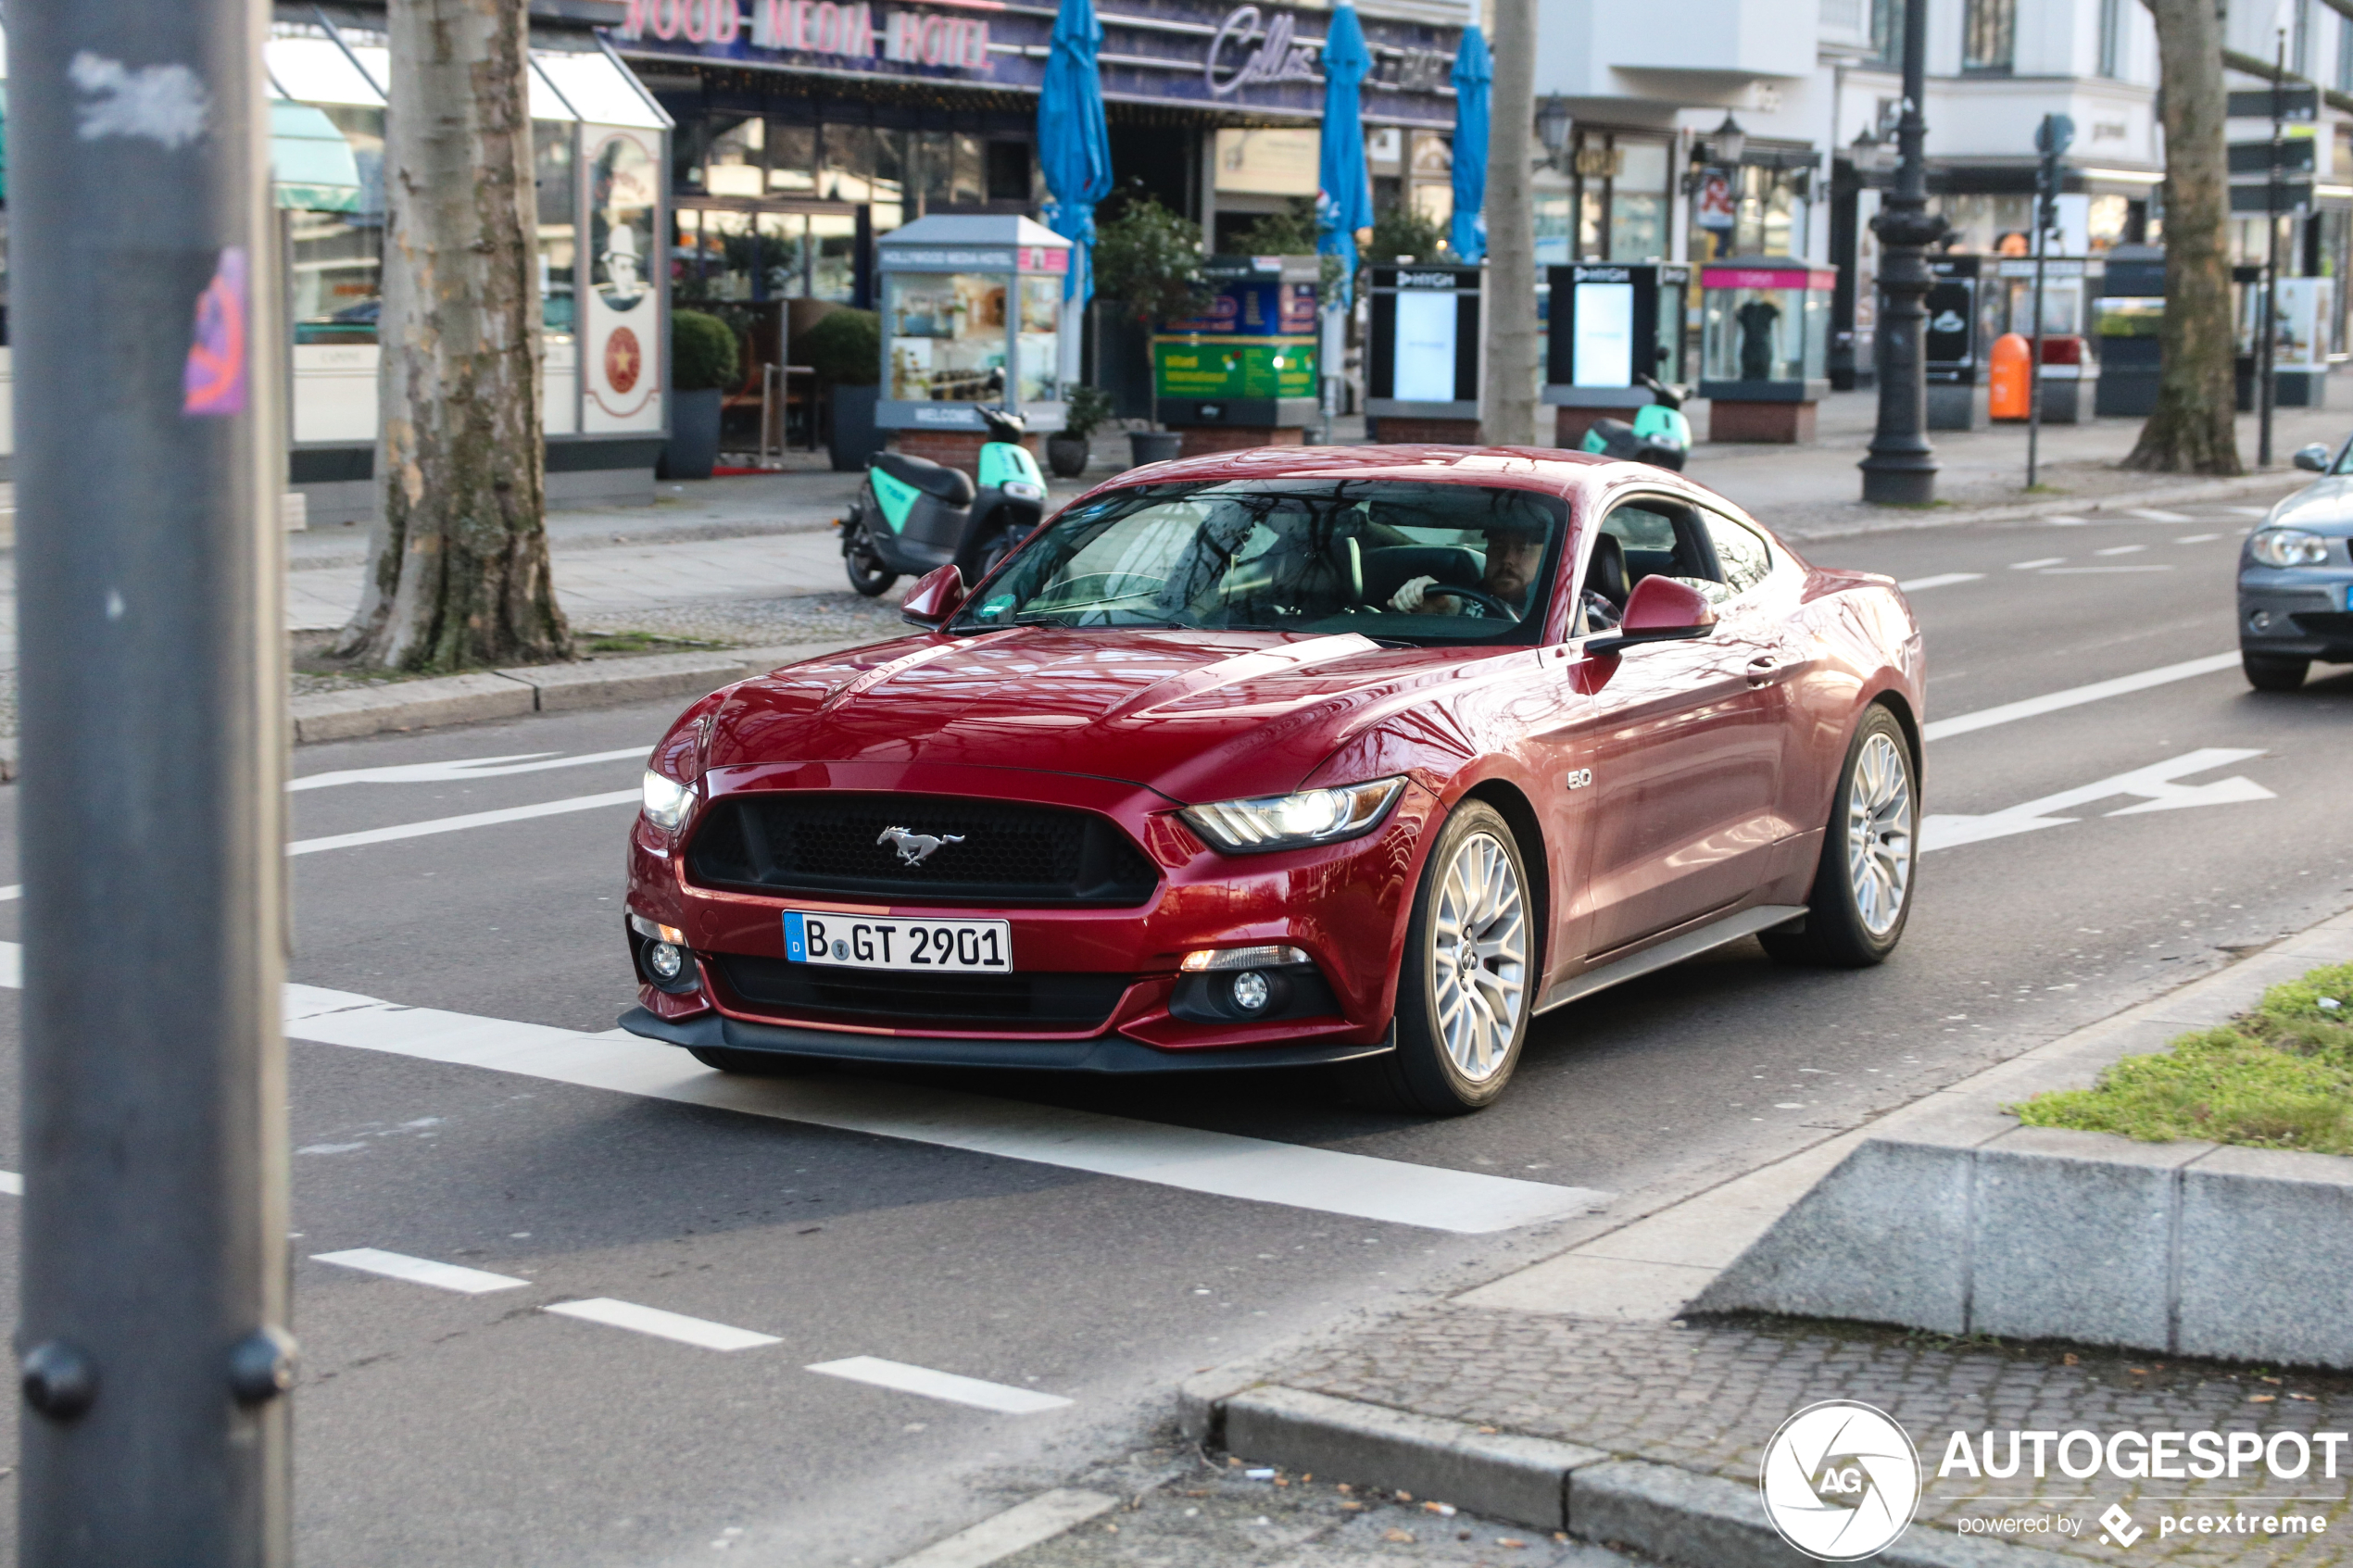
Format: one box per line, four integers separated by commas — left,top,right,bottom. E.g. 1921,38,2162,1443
688,1046,821,1076
1759,704,1917,969
844,523,898,597
1353,801,1533,1116
2243,652,2310,692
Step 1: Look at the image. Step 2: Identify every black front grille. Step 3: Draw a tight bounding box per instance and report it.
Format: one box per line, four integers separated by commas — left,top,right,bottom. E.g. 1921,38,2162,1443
715,955,1130,1033
688,793,1161,907
2290,611,2353,641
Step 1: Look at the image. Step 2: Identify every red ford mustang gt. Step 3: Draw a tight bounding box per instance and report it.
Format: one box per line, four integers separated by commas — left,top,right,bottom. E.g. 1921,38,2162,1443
620,445,1924,1113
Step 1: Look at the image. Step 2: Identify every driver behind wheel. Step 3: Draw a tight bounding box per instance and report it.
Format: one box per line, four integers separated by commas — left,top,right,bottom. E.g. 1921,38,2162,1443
1387,527,1621,629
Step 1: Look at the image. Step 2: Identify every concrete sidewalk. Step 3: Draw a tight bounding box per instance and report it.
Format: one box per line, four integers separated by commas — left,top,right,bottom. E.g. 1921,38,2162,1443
1179,904,2353,1566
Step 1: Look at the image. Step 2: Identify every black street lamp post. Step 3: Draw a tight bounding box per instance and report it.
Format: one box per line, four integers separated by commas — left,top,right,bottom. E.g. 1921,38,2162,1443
1858,0,1946,505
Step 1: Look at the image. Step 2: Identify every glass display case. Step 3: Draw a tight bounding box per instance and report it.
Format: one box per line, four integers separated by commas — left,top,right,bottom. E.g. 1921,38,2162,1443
1696,258,1834,442
875,213,1071,434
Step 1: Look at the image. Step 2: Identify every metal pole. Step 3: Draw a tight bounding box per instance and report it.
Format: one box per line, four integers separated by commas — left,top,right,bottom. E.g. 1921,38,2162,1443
2028,206,2048,489
1858,0,1944,504
13,0,293,1562
2259,33,2284,468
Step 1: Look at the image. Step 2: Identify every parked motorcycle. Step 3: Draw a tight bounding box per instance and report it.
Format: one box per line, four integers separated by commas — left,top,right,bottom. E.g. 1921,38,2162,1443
1577,371,1692,471
840,404,1048,597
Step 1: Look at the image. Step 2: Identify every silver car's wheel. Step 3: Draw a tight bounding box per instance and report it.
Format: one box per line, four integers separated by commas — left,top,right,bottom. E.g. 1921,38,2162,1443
1845,729,1914,939
1428,830,1529,1084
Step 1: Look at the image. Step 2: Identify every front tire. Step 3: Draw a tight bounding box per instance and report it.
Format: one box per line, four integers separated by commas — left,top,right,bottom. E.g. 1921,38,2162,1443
844,523,898,597
2243,652,2310,692
1760,704,1918,969
1357,801,1533,1115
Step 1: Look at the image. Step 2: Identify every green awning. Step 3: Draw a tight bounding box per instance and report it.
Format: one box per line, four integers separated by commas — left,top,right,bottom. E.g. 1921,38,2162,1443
271,99,360,213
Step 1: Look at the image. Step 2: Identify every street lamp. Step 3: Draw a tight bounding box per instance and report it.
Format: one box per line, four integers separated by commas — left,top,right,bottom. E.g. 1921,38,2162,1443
1857,0,1945,505
1850,124,1895,176
1535,96,1572,169
1709,112,1747,168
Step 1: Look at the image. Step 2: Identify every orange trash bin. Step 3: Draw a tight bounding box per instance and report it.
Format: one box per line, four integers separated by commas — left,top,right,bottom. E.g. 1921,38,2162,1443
1988,332,2032,421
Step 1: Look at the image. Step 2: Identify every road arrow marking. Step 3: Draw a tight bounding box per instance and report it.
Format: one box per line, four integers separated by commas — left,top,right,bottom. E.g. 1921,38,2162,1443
1920,748,2274,852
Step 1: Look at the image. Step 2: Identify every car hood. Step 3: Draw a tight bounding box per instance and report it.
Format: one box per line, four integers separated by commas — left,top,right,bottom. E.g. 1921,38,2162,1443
2269,476,2353,534
705,627,1494,802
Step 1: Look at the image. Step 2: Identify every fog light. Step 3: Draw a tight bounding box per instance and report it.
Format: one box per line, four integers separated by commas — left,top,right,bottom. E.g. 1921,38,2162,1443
1229,970,1272,1012
2250,609,2275,631
647,942,686,981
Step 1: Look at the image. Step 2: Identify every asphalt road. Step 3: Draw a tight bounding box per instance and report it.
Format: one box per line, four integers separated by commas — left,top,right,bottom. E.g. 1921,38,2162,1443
0,485,2349,1567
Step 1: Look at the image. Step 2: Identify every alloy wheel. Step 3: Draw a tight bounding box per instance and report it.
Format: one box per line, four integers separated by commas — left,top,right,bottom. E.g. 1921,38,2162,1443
1428,831,1528,1083
1845,731,1915,938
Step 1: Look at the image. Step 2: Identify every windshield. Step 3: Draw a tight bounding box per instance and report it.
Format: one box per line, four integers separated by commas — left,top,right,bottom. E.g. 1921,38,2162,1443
950,480,1569,645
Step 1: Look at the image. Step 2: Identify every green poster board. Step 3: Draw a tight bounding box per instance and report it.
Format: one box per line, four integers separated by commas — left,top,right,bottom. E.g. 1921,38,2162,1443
1153,339,1318,400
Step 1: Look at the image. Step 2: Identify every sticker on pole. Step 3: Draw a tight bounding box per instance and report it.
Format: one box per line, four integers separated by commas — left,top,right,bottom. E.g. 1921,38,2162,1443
182,246,247,417
1758,1399,1921,1561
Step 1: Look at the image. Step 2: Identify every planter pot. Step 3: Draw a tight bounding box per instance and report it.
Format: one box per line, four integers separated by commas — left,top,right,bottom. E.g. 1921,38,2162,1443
1127,430,1183,467
1045,433,1090,478
828,383,882,472
663,387,724,481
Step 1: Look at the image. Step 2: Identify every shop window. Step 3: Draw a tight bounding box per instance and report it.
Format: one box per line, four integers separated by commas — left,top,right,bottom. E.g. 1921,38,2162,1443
885,270,1009,402
2086,194,2130,252
1962,0,2015,73
535,123,576,339
767,121,817,195
706,115,763,198
811,212,858,302
1610,142,1668,261
915,132,954,211
1534,192,1572,265
873,130,909,232
986,141,1031,204
822,124,876,204
290,104,385,344
2098,0,2121,77
954,134,987,206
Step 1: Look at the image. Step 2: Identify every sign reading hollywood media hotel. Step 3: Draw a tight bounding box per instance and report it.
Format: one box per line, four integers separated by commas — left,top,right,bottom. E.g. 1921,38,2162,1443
614,0,1464,127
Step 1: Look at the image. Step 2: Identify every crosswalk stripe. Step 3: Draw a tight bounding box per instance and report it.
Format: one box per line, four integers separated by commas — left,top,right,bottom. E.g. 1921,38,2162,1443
1923,652,2241,742
1896,572,1982,591
2126,508,2192,521
546,1298,781,1352
808,1355,1071,1413
2224,506,2275,518
312,1248,528,1294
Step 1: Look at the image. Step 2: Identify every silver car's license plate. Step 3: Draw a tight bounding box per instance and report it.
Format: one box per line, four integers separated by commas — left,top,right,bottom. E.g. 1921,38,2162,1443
784,910,1012,973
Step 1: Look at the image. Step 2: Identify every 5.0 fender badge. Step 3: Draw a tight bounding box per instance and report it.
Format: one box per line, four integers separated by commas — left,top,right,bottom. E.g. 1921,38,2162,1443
1566,769,1594,791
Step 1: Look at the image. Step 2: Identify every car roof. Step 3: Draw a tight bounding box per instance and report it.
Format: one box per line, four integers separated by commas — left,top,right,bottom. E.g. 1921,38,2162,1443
1093,443,1731,512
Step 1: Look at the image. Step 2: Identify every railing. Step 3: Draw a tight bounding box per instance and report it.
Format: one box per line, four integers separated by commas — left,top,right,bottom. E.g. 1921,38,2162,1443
757,362,821,468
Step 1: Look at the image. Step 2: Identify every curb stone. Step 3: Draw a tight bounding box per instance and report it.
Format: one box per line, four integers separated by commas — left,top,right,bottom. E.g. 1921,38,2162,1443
1190,1384,2062,1565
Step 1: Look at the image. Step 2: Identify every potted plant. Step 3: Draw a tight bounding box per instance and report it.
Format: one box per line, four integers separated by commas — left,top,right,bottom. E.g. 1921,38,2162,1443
1092,187,1211,467
666,309,739,481
1047,384,1114,478
799,307,882,472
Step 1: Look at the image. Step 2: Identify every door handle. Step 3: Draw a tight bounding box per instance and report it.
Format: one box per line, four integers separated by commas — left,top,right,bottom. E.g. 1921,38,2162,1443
1745,656,1781,687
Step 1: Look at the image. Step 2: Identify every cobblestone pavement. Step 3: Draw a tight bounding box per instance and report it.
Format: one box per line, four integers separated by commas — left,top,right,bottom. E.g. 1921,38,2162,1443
1257,1305,2353,1564
977,1437,1652,1568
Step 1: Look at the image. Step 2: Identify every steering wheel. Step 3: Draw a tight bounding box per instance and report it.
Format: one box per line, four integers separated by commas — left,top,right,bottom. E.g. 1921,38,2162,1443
1429,584,1516,620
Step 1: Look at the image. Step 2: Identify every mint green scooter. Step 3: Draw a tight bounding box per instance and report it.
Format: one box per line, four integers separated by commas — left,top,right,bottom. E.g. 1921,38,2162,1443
841,404,1048,596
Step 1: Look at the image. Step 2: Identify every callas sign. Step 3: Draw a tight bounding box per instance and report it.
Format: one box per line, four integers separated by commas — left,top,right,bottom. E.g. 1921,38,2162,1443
612,0,1466,130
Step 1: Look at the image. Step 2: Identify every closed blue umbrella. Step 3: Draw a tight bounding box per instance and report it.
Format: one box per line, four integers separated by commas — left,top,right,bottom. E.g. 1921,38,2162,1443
1448,27,1491,261
1037,0,1114,305
1315,2,1374,304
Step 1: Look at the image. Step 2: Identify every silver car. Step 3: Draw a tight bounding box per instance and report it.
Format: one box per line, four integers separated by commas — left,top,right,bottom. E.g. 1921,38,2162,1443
2241,441,2353,691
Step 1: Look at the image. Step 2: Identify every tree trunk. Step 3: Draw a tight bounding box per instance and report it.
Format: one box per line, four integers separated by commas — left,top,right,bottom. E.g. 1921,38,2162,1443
1478,0,1538,446
2121,0,2241,474
340,0,571,670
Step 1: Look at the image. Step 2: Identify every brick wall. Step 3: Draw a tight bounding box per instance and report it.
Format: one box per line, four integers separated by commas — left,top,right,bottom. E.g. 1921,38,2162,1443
1174,426,1309,458
1705,399,1816,445
887,430,1044,468
1369,417,1483,445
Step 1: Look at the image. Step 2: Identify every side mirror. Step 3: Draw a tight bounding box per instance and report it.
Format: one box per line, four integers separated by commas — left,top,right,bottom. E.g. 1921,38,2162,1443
1585,574,1717,657
2294,443,2333,473
900,564,967,628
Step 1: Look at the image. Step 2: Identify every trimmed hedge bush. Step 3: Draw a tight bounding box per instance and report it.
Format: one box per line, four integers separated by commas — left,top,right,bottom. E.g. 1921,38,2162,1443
671,309,740,393
799,307,880,386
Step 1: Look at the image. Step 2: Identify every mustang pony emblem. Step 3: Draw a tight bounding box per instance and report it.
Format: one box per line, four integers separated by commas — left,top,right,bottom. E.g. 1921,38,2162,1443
878,826,965,867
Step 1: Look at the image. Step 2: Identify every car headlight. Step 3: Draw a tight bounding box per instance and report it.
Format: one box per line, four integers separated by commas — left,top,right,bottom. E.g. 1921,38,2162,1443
641,770,695,830
1180,777,1406,853
2250,528,2334,568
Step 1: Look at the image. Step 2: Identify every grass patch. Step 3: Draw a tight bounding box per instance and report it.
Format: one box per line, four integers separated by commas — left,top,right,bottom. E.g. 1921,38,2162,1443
2012,960,2353,1152
582,631,730,655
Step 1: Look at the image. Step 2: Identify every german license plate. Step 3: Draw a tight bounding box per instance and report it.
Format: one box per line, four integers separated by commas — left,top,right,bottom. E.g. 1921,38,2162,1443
783,910,1012,973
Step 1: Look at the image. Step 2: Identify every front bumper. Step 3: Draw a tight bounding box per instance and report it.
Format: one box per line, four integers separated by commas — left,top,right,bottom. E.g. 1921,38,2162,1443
2239,569,2353,661
620,1005,1395,1073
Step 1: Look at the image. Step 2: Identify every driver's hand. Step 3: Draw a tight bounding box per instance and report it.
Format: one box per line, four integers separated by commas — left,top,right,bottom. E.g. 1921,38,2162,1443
1390,574,1440,612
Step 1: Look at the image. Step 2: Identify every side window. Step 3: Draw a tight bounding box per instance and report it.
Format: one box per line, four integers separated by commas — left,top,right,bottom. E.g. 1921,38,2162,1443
1702,510,1774,596
1601,500,1717,594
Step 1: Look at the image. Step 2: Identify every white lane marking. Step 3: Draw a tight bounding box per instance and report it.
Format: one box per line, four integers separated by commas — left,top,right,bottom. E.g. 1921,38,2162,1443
287,790,641,857
2127,508,2192,521
0,961,1582,1234
2042,515,2089,525
2038,564,2175,574
546,1298,781,1352
2176,533,2223,543
1897,572,1984,591
312,1248,529,1294
2009,557,2066,570
2095,544,2149,556
1922,652,2242,743
808,1355,1072,1414
0,789,645,903
291,746,647,792
2225,506,2275,518
885,1490,1120,1568
0,1172,20,1196
1921,749,2272,851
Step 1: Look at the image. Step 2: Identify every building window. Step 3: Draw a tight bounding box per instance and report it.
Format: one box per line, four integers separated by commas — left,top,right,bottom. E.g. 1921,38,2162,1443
2098,0,2122,77
1962,0,2015,73
1870,0,1904,67
2295,0,2313,78
1559,131,1670,262
2338,8,2353,91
